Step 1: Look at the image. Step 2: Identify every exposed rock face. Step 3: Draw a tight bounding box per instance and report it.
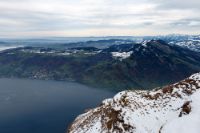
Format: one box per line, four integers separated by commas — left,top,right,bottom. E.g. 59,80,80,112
68,72,200,133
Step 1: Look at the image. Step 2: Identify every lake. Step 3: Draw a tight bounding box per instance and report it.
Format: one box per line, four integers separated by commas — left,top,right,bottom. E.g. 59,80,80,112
0,78,115,133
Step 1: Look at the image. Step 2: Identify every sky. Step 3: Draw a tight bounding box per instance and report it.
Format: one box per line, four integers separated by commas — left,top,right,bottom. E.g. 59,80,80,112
0,0,199,38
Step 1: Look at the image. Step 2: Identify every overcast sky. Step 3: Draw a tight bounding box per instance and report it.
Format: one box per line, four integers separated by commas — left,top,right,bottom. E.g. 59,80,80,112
0,0,199,37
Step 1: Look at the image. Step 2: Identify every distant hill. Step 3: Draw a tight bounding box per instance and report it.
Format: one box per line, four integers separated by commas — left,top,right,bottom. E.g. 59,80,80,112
0,39,199,91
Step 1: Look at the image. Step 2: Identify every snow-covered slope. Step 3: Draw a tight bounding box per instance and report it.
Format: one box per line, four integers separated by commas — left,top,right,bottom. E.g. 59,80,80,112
68,72,200,133
169,40,200,52
168,36,200,52
111,51,133,61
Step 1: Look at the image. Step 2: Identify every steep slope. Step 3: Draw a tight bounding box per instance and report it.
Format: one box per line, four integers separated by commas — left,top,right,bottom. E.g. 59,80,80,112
168,35,200,52
0,40,200,90
142,34,200,52
68,72,200,133
83,40,200,89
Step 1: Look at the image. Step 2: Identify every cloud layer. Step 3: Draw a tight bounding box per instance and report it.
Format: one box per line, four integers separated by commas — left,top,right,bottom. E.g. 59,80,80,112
0,0,199,37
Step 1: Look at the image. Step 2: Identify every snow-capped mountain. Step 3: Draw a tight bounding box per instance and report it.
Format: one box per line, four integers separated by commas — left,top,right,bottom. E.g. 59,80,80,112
68,72,200,133
143,34,200,52
168,36,200,52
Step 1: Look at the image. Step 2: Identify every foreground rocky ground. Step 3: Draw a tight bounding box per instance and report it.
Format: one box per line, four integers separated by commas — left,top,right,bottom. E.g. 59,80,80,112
68,72,200,133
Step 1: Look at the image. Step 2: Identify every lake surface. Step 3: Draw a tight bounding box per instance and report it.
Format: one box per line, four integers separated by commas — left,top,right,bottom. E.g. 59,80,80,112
0,78,115,133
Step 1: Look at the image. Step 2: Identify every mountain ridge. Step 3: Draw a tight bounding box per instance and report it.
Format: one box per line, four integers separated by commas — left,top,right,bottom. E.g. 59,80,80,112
0,39,200,90
68,72,200,133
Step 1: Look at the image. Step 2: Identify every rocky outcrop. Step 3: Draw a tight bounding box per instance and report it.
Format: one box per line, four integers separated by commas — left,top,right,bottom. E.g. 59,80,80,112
68,72,200,133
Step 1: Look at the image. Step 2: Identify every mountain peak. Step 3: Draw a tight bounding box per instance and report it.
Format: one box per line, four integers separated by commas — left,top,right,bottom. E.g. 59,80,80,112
68,72,200,133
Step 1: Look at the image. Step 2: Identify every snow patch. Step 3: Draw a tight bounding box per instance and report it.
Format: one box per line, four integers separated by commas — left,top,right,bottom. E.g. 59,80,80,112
111,51,133,60
162,90,200,133
141,40,151,47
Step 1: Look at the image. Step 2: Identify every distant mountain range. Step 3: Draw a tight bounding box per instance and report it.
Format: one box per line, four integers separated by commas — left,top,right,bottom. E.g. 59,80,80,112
168,36,200,52
68,72,200,133
1,35,199,52
0,39,199,91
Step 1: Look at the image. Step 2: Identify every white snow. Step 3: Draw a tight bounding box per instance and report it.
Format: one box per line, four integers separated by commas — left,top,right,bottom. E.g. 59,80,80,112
57,52,71,56
69,72,200,133
170,39,200,52
162,90,200,133
111,51,133,60
189,72,200,80
141,40,151,47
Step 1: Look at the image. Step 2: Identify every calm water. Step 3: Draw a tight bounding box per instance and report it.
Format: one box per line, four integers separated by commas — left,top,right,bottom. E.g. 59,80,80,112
0,78,115,133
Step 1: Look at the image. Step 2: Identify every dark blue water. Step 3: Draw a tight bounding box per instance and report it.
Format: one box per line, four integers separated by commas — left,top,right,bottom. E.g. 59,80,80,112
0,78,115,133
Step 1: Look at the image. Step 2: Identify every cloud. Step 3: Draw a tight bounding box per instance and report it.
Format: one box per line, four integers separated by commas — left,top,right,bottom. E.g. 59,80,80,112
170,18,200,27
155,0,200,10
0,0,199,37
